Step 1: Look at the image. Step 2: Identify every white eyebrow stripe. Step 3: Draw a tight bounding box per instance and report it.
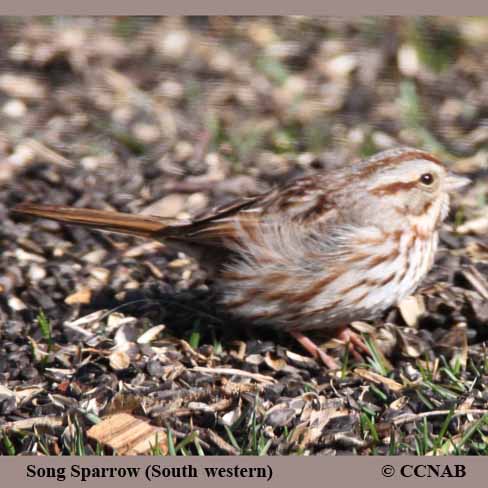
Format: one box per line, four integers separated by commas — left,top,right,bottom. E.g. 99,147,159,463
368,159,443,190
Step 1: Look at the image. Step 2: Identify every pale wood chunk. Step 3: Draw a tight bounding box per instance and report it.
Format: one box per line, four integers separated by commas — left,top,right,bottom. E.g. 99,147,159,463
398,295,426,327
87,413,167,455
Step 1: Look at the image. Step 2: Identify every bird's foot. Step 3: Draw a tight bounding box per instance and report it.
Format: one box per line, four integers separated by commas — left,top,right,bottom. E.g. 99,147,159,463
289,330,339,369
335,327,370,361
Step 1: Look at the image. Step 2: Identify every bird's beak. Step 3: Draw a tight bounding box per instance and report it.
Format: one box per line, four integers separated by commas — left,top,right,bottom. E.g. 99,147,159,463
445,173,471,192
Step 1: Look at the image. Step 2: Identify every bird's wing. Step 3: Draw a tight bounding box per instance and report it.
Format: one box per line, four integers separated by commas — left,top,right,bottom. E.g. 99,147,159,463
163,176,341,247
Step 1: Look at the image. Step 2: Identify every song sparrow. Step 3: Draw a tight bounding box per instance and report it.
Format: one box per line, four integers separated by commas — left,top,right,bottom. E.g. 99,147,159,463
13,147,470,368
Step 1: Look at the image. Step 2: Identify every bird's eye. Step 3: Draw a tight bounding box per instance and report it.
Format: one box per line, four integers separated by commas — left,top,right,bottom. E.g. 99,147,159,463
420,173,434,186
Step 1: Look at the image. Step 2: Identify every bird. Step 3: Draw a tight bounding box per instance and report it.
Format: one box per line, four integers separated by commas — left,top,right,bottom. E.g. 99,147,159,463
13,147,470,368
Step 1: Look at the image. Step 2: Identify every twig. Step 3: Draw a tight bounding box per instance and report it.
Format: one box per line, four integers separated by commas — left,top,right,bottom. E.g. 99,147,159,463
1,416,64,432
201,428,239,455
191,366,277,384
393,409,488,426
462,266,488,300
26,139,73,168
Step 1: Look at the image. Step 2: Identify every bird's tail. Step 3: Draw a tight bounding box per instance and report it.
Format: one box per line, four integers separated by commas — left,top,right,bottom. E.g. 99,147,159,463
12,203,175,239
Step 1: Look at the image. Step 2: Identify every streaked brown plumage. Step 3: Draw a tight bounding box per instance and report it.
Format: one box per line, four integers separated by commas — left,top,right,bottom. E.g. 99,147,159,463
13,147,470,368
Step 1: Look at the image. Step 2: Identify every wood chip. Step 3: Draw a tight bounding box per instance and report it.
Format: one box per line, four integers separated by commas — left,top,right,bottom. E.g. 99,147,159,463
109,350,131,370
264,352,286,371
0,385,15,399
87,413,167,455
0,74,46,100
82,249,108,264
15,248,46,263
299,405,347,448
144,260,164,279
389,396,408,410
107,312,138,332
398,295,426,326
8,296,27,311
65,287,92,305
221,404,242,426
123,241,164,258
350,321,376,334
25,138,73,167
65,310,107,330
354,368,404,392
90,267,110,284
141,193,186,218
137,324,166,344
168,258,192,268
285,350,317,368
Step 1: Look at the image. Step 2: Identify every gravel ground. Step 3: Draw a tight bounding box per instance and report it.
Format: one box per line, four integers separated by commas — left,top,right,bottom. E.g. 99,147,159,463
1,17,488,455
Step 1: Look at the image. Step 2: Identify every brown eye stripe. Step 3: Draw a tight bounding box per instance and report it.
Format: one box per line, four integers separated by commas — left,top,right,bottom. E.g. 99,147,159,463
370,181,418,196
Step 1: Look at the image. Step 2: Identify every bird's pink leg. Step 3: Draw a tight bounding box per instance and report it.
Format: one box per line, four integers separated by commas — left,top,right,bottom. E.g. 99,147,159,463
289,331,339,369
335,327,370,360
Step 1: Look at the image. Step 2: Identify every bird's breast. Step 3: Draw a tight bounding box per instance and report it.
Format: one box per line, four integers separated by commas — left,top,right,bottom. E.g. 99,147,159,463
217,224,439,332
